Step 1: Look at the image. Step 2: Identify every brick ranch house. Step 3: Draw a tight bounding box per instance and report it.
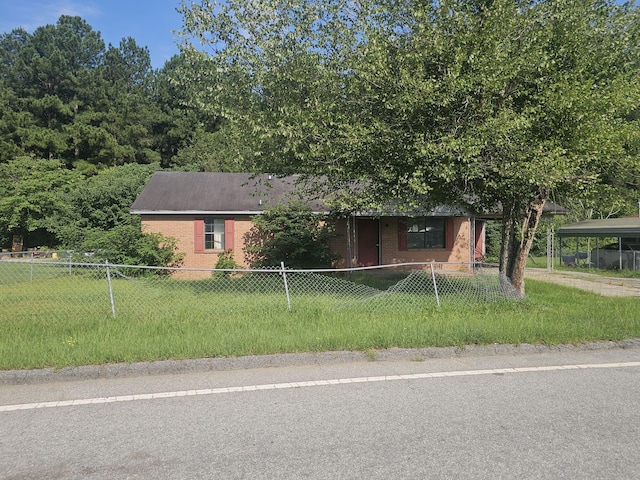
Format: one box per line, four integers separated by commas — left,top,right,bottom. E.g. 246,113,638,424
131,172,488,278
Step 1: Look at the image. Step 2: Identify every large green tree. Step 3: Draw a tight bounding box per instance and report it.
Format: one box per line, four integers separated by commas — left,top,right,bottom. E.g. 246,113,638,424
0,157,81,249
49,162,159,247
5,16,106,162
153,52,233,170
180,0,640,293
0,16,205,170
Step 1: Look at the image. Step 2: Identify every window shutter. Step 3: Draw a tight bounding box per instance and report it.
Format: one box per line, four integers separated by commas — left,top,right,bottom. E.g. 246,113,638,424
224,218,235,251
194,218,204,253
445,218,454,250
398,218,408,251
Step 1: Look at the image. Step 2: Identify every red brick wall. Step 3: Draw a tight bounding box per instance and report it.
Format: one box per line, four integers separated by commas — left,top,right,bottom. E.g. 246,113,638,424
327,216,472,268
380,216,471,266
328,218,352,267
142,215,255,279
141,214,473,278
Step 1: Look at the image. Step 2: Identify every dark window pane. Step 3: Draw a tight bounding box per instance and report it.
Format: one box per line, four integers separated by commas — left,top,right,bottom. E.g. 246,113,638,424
407,217,445,249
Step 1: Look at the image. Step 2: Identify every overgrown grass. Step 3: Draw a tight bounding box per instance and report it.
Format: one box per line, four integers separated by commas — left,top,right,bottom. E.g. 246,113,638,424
1,268,639,370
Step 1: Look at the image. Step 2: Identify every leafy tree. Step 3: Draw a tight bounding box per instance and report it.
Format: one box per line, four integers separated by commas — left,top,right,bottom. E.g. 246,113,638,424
80,224,182,269
44,162,182,268
0,81,26,162
0,16,179,168
154,52,233,170
97,37,164,166
0,157,81,249
0,27,29,80
50,163,159,247
244,203,338,268
180,0,640,293
0,15,230,170
6,16,107,162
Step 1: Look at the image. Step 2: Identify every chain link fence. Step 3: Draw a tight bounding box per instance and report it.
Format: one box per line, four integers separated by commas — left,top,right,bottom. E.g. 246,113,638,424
0,253,522,323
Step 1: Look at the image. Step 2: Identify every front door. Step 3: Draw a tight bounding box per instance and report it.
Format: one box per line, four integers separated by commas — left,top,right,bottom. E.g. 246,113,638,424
357,219,380,266
474,220,485,261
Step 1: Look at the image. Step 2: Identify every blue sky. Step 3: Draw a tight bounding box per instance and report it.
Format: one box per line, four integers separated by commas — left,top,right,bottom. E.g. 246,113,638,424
0,0,184,69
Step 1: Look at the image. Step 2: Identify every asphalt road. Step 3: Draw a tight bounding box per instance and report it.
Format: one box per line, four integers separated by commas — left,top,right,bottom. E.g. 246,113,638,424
2,347,639,479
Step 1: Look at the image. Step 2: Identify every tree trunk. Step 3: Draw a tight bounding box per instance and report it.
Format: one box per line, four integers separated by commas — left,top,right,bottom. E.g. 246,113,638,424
499,200,518,279
499,193,547,296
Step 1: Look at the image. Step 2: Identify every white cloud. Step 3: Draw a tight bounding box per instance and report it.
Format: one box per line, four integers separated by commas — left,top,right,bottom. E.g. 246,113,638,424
0,1,102,33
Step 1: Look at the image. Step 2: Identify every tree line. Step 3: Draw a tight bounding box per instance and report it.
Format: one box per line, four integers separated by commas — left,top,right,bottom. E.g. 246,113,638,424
0,15,244,262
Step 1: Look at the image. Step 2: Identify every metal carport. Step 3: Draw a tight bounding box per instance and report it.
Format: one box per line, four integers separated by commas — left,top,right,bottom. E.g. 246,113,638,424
556,217,640,270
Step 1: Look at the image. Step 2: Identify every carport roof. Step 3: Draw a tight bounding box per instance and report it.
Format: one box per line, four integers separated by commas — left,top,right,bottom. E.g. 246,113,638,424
557,217,640,238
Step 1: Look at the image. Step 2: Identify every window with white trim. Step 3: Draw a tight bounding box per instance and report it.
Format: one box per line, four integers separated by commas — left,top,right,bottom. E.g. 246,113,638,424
204,218,225,250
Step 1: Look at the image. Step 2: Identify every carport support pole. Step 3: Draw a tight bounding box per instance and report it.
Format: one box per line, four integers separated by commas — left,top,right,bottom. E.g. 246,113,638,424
430,263,440,307
105,260,116,319
281,261,291,311
619,238,623,270
559,240,562,267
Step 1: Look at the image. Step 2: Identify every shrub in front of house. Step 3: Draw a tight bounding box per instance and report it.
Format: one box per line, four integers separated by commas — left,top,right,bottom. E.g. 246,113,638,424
244,202,339,269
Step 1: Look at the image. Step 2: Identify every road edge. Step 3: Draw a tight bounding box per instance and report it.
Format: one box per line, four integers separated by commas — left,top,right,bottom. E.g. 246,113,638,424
2,338,640,385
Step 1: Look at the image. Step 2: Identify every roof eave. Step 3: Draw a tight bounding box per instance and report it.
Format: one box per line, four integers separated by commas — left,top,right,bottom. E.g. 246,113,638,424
131,210,330,216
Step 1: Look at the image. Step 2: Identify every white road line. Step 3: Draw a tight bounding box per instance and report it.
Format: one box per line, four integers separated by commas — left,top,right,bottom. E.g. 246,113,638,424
2,361,639,413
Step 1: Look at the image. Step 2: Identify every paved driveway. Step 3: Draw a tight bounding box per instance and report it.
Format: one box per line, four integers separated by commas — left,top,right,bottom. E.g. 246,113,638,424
525,268,640,297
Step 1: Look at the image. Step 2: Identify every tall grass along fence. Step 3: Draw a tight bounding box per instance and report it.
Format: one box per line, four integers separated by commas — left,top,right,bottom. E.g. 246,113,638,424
0,255,522,323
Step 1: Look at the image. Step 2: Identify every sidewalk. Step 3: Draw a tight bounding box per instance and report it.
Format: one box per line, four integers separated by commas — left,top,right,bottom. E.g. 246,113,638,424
525,268,640,297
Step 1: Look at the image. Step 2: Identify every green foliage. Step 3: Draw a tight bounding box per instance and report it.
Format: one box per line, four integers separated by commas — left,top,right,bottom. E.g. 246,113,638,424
180,0,640,292
0,157,176,266
80,224,182,268
79,164,150,230
484,221,503,261
215,249,240,270
245,202,339,268
152,52,229,169
0,157,81,248
0,14,238,264
50,163,158,247
0,16,223,171
213,249,240,278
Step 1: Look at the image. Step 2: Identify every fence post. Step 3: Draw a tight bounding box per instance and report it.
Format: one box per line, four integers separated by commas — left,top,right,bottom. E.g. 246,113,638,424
280,261,291,311
30,251,34,281
430,263,440,307
105,260,116,318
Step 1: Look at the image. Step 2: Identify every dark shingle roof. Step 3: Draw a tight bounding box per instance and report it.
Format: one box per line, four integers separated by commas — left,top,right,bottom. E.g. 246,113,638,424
131,171,568,218
130,172,327,214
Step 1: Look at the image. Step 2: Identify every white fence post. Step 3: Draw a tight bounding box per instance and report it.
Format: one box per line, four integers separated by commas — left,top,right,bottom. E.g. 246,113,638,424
105,260,116,318
430,263,440,307
280,261,291,311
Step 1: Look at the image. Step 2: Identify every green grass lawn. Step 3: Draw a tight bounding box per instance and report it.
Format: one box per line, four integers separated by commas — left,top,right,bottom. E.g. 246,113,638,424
1,266,638,371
